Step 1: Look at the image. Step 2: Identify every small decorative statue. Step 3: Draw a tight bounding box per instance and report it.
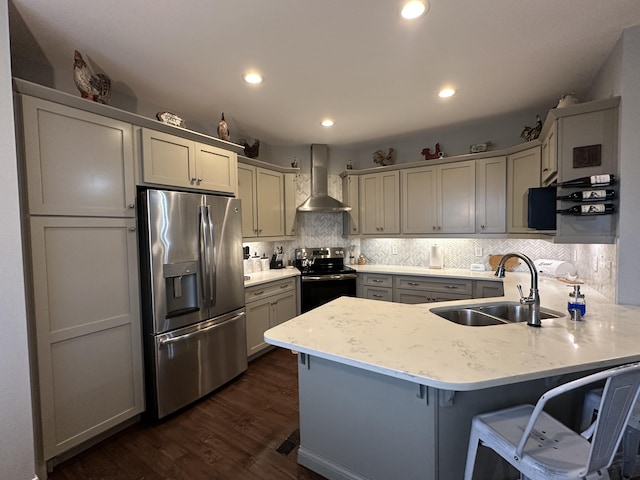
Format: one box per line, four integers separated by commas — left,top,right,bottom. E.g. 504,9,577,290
373,148,395,166
521,115,542,142
217,113,230,141
239,138,260,158
291,156,298,168
421,143,443,160
469,141,495,154
156,111,186,128
73,50,111,104
346,159,353,170
557,92,579,108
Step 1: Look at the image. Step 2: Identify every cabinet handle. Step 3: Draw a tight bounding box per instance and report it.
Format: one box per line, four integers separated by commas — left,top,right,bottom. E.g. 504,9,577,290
481,224,485,229
408,282,419,286
432,226,436,231
198,177,203,183
128,203,135,209
372,294,383,298
372,279,383,283
128,227,136,232
543,168,549,172
444,285,458,289
253,290,265,295
280,284,289,289
191,177,197,183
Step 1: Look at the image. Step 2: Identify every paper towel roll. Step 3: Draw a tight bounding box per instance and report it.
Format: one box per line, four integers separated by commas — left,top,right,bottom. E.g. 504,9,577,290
534,259,577,277
429,245,443,269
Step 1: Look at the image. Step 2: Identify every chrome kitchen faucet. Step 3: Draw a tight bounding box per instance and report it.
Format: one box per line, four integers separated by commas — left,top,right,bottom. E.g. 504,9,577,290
495,253,541,327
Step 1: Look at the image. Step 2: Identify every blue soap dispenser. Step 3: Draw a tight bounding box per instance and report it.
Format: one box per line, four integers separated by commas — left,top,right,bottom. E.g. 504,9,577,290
568,284,586,320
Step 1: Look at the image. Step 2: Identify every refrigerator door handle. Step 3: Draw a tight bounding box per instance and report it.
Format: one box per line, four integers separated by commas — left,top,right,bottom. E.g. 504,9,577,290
206,205,217,307
199,205,209,306
158,311,246,345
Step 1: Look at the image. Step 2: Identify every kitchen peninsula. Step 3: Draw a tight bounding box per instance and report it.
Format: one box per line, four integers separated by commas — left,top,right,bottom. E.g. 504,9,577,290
265,268,640,480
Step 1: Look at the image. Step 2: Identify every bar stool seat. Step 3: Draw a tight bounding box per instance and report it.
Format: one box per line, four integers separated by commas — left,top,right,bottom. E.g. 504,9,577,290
464,363,640,480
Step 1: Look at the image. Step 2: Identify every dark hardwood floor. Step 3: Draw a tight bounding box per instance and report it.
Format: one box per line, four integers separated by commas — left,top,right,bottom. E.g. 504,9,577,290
49,348,326,480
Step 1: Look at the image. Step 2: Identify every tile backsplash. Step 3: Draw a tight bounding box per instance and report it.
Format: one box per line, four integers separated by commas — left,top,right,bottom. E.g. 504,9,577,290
244,174,618,302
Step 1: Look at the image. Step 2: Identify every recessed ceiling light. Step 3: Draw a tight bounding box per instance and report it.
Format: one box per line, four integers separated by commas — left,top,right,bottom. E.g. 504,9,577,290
401,1,428,20
243,72,263,84
321,119,335,127
438,88,456,98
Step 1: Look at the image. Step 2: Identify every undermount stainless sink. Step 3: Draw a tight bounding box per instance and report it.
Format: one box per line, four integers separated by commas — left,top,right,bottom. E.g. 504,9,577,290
430,301,564,326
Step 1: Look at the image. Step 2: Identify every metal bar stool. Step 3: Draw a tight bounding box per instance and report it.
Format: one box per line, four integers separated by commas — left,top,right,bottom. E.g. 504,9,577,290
581,388,640,478
464,362,640,480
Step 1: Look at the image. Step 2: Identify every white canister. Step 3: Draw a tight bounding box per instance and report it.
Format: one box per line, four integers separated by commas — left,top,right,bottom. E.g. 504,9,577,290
260,258,270,271
250,256,261,273
429,245,444,269
243,259,252,274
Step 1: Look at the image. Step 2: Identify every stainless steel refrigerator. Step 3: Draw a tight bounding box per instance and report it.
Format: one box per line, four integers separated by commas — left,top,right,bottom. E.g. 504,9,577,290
138,188,247,418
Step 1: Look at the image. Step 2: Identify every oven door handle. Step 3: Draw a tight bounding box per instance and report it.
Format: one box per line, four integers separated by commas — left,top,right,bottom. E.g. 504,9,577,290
302,273,358,282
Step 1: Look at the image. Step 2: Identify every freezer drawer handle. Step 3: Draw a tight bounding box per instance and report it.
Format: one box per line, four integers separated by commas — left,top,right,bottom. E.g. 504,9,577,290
159,312,245,345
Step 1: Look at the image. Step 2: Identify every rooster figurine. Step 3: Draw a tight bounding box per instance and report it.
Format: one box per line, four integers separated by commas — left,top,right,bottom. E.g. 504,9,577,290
217,113,230,141
73,50,111,104
240,139,260,159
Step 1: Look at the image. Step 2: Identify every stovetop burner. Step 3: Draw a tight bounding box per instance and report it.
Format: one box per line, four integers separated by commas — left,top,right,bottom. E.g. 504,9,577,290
294,247,354,275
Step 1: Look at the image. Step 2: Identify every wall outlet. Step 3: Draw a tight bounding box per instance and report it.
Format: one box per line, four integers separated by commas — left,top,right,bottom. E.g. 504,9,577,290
474,247,483,257
591,255,599,272
392,245,398,255
572,250,577,262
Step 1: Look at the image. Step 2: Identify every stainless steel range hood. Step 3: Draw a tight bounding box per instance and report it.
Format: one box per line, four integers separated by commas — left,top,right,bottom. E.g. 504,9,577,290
297,144,351,212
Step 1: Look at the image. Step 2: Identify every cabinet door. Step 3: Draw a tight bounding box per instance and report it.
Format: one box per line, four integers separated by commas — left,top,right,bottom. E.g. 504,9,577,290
342,175,360,235
402,166,437,234
360,174,380,234
541,123,557,186
473,281,505,299
284,173,297,236
22,96,135,217
29,216,143,460
237,163,257,238
393,289,431,304
507,146,541,233
256,168,285,237
380,171,400,234
271,290,297,327
476,156,507,233
245,297,272,356
437,161,476,233
194,142,238,195
140,128,195,189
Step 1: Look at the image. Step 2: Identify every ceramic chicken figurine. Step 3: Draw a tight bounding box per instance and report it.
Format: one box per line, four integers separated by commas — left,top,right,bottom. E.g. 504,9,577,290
217,113,230,141
73,50,111,104
241,139,260,158
373,148,395,166
421,143,443,160
521,115,542,142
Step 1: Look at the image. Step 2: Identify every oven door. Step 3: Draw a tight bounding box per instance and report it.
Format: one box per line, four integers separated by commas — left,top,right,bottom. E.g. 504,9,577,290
301,273,357,313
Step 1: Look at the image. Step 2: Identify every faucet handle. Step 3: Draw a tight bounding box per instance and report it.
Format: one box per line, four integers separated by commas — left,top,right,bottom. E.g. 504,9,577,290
516,284,524,299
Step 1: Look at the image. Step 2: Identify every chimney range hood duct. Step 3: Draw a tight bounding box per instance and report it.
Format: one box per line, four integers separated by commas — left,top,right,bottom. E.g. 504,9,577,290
297,144,351,212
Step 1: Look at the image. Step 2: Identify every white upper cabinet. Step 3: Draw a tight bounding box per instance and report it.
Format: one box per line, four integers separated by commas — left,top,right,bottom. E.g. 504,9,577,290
401,160,475,234
507,146,541,233
21,96,136,217
360,171,400,235
140,128,237,195
476,156,507,234
237,162,286,238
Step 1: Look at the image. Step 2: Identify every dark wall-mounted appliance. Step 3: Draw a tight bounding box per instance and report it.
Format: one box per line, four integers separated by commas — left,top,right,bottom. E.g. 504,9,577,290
528,187,557,231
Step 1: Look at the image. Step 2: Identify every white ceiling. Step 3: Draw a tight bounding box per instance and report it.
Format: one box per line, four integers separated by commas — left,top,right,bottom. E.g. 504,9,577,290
9,0,640,146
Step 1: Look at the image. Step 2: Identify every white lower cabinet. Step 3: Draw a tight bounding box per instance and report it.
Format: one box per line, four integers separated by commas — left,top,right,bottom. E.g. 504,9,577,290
393,276,473,304
29,216,144,460
245,277,298,358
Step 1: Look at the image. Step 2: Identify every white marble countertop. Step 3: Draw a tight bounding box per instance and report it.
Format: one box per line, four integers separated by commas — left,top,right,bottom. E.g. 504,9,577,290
265,267,640,391
351,264,504,280
244,267,299,287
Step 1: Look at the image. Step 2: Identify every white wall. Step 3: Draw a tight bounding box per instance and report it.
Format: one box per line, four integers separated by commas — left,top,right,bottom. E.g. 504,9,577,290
587,25,640,305
0,1,37,479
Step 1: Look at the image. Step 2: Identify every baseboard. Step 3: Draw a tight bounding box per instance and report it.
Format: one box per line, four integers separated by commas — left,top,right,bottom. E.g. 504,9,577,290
298,446,368,480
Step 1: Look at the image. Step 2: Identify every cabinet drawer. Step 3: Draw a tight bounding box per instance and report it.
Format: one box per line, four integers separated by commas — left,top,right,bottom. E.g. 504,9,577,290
245,277,296,303
360,273,393,288
394,276,472,295
361,286,393,302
